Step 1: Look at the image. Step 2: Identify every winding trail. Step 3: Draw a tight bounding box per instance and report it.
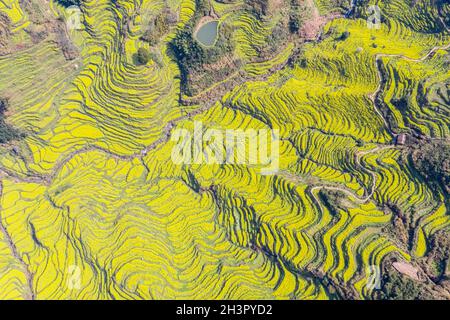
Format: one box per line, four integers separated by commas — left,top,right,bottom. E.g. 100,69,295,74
369,42,450,137
311,145,394,202
279,144,394,217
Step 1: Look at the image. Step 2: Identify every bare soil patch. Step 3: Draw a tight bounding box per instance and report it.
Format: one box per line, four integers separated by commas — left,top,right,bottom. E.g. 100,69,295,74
393,261,421,281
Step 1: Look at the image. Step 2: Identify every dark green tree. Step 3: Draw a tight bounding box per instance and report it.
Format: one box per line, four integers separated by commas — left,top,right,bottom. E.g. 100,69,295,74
136,47,151,65
55,0,81,8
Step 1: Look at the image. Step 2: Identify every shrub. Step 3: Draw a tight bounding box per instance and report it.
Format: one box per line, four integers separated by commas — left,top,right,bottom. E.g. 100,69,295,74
55,0,80,7
408,140,450,195
245,0,270,18
318,189,345,216
337,31,350,41
0,98,25,144
376,270,431,300
136,47,151,65
289,14,301,33
141,14,169,46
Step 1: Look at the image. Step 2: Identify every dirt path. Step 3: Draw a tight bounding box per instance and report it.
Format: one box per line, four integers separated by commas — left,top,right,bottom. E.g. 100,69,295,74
305,0,320,19
369,42,450,137
279,143,393,215
392,261,421,281
301,0,339,41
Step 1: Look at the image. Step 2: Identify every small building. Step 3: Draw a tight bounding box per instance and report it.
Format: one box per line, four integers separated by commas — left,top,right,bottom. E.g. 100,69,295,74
395,134,407,146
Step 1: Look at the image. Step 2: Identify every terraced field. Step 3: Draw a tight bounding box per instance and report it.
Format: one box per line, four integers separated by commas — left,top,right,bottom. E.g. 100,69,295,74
0,0,449,300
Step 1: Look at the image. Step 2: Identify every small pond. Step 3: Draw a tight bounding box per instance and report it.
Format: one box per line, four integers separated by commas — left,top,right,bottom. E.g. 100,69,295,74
195,20,219,47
